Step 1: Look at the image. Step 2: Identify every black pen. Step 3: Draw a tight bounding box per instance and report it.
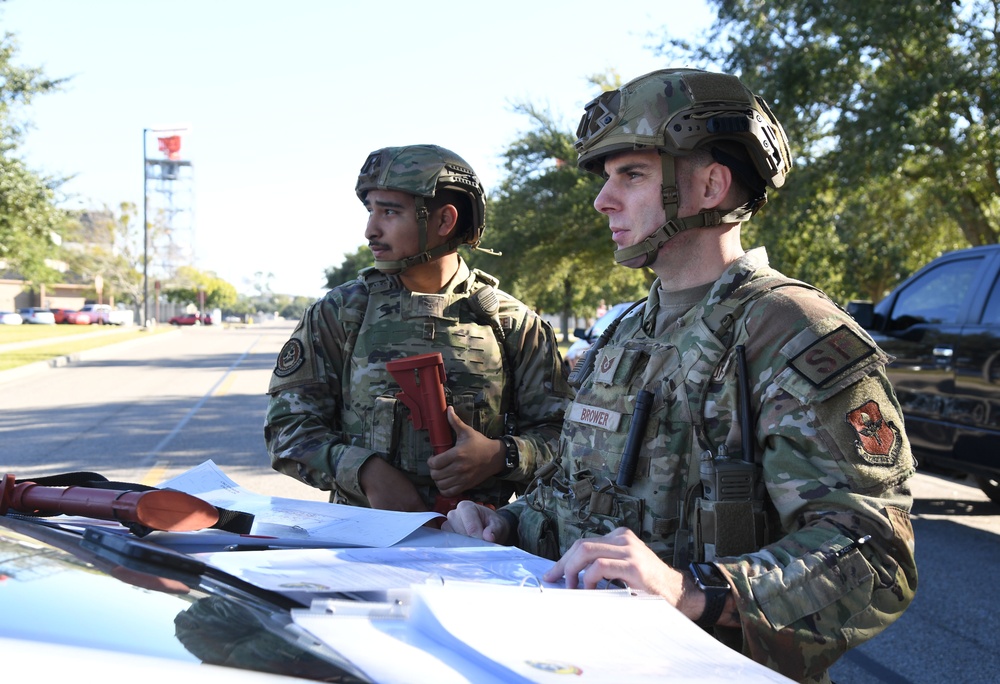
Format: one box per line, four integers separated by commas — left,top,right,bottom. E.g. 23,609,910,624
834,534,872,558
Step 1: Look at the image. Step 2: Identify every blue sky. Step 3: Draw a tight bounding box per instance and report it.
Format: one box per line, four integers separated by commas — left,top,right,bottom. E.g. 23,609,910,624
3,0,712,298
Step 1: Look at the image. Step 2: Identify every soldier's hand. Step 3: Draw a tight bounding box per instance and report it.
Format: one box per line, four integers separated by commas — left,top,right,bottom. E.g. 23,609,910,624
427,407,506,497
543,528,687,605
358,456,429,512
442,500,511,544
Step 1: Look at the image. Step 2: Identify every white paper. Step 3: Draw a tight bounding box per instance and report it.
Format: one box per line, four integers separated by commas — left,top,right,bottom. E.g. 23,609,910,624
157,460,441,547
293,583,795,684
293,601,510,684
194,544,561,594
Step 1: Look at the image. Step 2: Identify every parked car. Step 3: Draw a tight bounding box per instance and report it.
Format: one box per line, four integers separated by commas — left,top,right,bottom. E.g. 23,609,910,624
51,308,92,325
169,313,212,326
0,515,360,682
0,311,23,325
18,307,56,324
565,301,640,370
78,303,134,326
847,244,1000,504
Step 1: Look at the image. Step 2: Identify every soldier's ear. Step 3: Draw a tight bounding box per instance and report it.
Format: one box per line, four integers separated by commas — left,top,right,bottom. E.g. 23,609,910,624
434,203,460,237
703,162,733,210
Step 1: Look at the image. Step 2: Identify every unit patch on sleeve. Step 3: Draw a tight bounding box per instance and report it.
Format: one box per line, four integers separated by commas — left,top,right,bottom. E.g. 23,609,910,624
846,399,900,465
789,324,876,389
274,339,306,377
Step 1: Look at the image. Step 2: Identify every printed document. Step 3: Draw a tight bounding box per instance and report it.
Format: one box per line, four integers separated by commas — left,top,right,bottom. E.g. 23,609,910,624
293,582,796,683
157,460,440,546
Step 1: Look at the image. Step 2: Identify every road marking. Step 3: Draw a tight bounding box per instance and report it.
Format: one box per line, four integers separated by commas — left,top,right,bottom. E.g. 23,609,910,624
214,374,237,397
145,334,262,460
142,460,170,486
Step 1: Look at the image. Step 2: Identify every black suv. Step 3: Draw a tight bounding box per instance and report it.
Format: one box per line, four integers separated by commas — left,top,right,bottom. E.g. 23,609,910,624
848,245,1000,504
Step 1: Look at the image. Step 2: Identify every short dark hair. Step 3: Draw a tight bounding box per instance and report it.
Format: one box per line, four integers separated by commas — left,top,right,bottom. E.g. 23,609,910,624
682,144,757,210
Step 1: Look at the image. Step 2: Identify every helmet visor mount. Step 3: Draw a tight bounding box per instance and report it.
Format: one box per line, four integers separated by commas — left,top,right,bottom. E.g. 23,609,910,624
576,89,622,155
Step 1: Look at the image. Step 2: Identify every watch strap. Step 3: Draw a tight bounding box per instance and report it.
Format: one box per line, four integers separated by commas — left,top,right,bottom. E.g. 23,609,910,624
694,586,728,630
498,436,519,477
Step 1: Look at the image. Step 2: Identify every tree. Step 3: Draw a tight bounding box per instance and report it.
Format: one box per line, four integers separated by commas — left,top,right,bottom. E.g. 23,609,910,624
276,295,313,320
470,104,651,340
61,202,146,307
325,246,372,288
655,0,984,301
163,265,237,310
0,32,69,283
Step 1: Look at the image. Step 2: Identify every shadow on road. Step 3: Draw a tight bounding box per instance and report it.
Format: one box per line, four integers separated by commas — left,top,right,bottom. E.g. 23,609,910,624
911,496,999,517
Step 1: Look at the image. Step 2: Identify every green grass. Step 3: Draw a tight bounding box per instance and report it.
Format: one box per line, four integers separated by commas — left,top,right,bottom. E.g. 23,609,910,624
0,324,111,343
0,325,169,371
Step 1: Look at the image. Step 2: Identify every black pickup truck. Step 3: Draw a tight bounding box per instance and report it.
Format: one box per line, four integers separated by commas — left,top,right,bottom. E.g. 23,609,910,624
848,244,1000,504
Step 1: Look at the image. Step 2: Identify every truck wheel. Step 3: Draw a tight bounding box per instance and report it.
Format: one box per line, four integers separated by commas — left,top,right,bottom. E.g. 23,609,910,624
975,475,1000,506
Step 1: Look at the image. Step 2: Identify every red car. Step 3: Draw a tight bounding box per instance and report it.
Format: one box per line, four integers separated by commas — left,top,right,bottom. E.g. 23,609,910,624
168,313,212,326
51,308,91,325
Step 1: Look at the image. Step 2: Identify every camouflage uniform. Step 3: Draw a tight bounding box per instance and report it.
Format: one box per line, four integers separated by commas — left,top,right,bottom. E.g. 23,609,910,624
265,257,571,509
516,67,918,682
505,248,917,682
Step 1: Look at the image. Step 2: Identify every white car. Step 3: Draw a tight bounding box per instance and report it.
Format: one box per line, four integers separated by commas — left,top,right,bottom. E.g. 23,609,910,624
18,307,56,324
0,311,23,325
79,303,134,326
564,301,640,370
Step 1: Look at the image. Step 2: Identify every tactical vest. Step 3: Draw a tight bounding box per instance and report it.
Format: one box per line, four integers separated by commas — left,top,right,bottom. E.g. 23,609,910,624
522,271,817,564
338,267,516,507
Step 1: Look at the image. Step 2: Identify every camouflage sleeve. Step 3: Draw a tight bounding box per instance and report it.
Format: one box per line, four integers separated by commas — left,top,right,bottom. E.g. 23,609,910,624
715,291,918,681
264,292,376,504
500,295,574,484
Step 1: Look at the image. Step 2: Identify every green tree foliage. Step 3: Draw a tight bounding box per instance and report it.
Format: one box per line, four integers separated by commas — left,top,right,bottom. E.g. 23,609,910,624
274,294,314,320
163,265,237,310
0,32,68,283
325,245,372,288
468,104,650,339
61,202,147,306
657,0,982,301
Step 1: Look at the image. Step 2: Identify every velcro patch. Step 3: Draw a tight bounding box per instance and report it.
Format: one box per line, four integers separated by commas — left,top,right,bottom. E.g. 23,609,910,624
592,347,625,385
568,402,623,431
274,339,305,377
789,325,875,389
846,399,900,465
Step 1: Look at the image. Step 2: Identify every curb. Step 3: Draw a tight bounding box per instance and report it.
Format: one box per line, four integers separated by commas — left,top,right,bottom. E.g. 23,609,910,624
0,327,181,385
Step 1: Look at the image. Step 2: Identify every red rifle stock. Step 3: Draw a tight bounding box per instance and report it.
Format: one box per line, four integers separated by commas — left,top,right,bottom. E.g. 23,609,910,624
386,353,463,514
0,473,220,532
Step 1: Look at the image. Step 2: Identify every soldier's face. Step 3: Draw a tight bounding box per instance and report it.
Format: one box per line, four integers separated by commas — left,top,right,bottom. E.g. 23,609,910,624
364,189,424,262
593,150,667,266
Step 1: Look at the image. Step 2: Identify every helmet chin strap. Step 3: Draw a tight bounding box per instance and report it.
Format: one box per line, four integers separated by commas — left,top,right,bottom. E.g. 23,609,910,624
373,197,467,274
612,153,756,268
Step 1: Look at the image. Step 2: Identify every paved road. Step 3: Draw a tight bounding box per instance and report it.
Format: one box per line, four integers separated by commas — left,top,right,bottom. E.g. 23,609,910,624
829,469,1000,683
3,322,999,682
0,320,327,501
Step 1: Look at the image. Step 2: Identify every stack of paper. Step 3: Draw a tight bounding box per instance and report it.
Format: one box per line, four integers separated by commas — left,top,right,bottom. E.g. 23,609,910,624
293,582,795,683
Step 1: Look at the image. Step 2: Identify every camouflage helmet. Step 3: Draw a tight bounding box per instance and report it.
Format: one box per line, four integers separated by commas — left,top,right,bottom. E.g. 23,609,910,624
575,69,792,267
356,145,486,273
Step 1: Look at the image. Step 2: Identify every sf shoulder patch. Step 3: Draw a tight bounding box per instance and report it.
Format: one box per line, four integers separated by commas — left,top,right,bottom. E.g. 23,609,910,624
846,399,901,465
788,324,876,389
274,339,306,377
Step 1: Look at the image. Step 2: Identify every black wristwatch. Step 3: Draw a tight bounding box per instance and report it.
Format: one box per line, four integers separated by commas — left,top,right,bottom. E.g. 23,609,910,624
498,435,520,477
689,562,731,630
